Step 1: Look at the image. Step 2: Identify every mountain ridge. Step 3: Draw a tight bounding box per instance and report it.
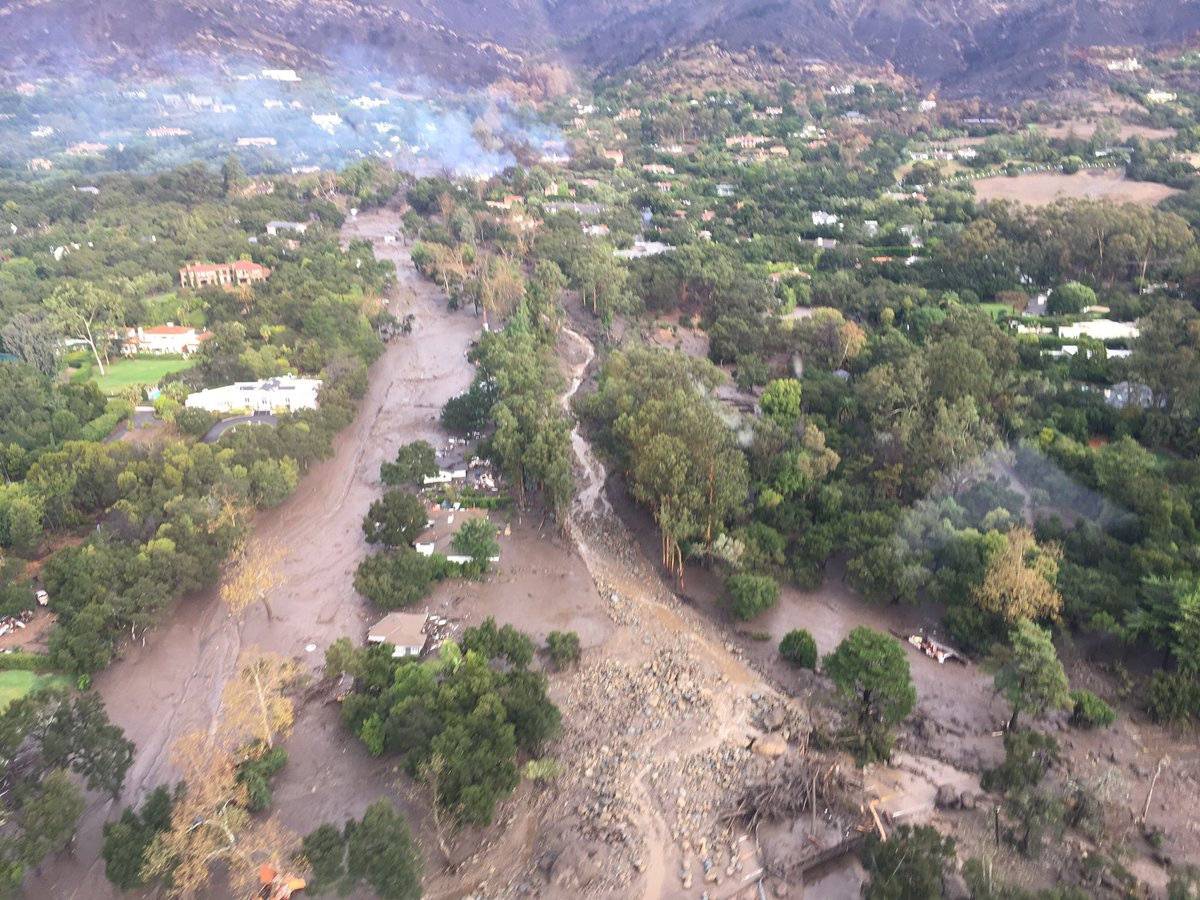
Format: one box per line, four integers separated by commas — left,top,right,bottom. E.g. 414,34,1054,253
0,0,1196,98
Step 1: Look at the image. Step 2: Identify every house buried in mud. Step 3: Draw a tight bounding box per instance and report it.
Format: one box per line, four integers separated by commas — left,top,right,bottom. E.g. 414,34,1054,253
367,611,430,658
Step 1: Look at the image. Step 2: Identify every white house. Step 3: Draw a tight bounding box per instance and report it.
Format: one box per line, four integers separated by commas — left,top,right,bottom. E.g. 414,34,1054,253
261,68,301,82
265,220,308,236
614,240,673,260
1058,320,1139,342
122,325,213,356
812,211,840,228
367,612,429,658
185,375,322,414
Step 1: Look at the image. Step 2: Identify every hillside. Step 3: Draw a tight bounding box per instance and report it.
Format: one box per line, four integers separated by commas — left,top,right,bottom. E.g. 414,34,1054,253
0,0,1197,98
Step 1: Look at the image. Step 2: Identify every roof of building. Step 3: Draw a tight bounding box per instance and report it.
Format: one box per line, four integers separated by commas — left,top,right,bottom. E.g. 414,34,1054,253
181,260,270,274
367,612,429,649
142,325,198,335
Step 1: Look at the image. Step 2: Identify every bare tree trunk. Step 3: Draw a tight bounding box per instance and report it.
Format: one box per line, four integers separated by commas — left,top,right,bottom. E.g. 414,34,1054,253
84,324,106,375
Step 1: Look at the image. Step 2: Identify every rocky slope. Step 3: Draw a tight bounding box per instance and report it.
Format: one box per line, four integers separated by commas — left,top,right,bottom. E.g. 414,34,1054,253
1,0,1196,100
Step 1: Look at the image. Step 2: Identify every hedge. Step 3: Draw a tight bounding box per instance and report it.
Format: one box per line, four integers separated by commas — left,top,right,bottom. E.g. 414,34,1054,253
0,651,57,672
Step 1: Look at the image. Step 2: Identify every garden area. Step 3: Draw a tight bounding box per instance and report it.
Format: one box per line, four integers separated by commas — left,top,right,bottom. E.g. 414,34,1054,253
0,668,68,711
85,357,195,395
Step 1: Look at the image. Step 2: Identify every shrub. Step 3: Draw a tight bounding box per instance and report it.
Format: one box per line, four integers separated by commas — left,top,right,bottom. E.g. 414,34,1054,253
723,573,779,621
1069,690,1115,729
236,744,288,812
779,629,817,669
0,651,56,672
545,631,581,670
1146,670,1200,724
861,824,955,900
175,407,219,439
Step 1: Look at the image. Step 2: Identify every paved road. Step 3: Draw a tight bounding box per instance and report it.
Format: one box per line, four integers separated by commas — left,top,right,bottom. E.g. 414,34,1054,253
201,411,279,443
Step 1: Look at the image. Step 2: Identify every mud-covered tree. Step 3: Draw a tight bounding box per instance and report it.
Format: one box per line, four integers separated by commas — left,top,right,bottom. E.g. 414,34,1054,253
993,620,1071,731
363,491,429,548
823,627,916,763
143,730,303,896
861,824,955,900
221,539,285,622
220,650,300,749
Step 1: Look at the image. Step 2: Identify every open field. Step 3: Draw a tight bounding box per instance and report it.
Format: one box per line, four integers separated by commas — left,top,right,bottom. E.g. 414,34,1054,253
0,670,68,710
90,357,194,394
974,169,1181,207
1034,120,1176,141
978,301,1013,319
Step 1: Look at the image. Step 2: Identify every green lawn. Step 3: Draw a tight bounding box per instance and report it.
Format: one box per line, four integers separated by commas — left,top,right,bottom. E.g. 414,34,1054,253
90,357,195,395
978,302,1013,320
0,670,69,711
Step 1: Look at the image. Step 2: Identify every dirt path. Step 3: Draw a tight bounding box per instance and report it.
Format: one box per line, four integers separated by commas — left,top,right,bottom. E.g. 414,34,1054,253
28,210,481,898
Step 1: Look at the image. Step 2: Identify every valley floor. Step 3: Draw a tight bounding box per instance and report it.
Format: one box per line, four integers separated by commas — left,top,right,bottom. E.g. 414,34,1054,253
28,209,1200,900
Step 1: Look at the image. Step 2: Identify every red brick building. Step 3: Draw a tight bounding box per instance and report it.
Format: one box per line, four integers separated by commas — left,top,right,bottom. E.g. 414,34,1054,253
179,260,271,290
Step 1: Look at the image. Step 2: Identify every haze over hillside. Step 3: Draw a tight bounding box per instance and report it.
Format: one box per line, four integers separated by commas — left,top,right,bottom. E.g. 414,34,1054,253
1,0,1198,98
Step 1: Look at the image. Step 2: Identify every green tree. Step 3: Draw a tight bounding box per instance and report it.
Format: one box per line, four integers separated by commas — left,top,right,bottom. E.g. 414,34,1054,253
363,491,429,548
300,823,347,895
345,801,422,900
14,769,84,869
45,282,123,375
993,620,1071,730
823,627,916,763
1047,281,1096,316
381,441,438,486
779,629,817,669
545,631,581,670
1069,690,1115,729
101,785,178,890
221,154,246,196
861,824,955,900
723,573,780,621
452,518,499,571
353,548,445,609
760,378,803,429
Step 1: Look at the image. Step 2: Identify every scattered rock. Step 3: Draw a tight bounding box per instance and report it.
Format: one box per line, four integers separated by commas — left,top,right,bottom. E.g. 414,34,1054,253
751,733,788,758
935,783,960,810
760,704,785,732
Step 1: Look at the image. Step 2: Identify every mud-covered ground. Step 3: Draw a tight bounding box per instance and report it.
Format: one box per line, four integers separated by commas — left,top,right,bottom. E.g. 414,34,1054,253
30,212,1200,900
29,210,485,897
